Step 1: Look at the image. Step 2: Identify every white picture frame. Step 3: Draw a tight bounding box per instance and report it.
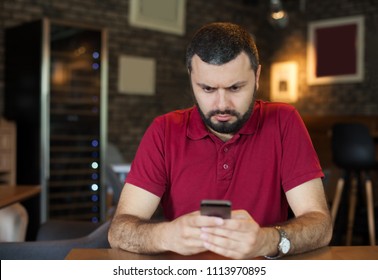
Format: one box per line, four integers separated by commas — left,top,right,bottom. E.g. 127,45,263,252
118,55,156,96
270,61,298,103
307,15,364,85
129,0,186,35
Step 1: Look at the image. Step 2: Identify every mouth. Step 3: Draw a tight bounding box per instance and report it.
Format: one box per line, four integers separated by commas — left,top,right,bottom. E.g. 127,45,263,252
214,114,233,122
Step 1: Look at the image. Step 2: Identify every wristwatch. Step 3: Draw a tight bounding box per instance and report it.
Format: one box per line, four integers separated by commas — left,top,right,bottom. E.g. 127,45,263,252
265,226,291,259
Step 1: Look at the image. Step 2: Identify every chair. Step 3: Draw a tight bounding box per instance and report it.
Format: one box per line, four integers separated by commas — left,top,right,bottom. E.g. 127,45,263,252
330,123,377,245
0,220,110,259
0,203,28,242
36,219,101,241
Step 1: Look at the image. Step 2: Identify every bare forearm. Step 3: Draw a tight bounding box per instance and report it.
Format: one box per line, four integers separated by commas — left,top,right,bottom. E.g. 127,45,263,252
108,214,168,254
282,211,333,255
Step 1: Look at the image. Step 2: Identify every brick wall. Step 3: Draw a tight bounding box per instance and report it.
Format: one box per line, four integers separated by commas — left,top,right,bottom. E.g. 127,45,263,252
0,0,377,161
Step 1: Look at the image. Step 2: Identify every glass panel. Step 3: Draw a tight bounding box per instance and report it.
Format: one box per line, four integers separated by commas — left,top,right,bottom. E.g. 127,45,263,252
49,24,102,223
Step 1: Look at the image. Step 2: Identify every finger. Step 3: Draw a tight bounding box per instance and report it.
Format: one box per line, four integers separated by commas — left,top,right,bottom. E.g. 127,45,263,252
201,231,253,259
201,225,231,237
201,226,245,244
183,237,207,249
190,215,225,228
211,218,253,232
203,241,236,258
189,210,229,227
201,230,234,247
202,237,242,259
200,225,248,250
173,237,208,256
231,209,251,220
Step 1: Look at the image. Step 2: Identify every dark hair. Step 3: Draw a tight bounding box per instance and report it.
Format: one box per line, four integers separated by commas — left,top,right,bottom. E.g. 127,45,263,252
186,22,260,74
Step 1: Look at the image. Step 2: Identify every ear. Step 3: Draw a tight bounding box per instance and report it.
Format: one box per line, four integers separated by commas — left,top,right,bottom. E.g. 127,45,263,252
255,64,262,90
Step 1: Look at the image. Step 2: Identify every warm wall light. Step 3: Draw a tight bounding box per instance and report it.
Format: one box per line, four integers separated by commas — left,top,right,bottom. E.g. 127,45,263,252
270,61,298,103
269,0,288,28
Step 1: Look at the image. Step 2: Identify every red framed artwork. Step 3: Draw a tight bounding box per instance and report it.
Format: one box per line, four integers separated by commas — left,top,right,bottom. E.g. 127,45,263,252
307,16,364,85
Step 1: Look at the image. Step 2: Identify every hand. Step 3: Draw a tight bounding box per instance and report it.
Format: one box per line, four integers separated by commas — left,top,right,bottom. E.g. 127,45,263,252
161,211,225,255
199,210,265,259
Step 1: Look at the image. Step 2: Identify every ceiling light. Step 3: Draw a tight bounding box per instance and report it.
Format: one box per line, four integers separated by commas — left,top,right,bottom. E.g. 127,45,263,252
269,0,289,28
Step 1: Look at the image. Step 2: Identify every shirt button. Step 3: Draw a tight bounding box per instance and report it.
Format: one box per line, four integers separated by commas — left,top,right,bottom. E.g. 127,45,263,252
223,164,229,170
223,147,229,152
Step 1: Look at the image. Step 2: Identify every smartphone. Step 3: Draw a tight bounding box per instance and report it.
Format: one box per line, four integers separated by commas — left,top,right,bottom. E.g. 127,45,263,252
200,199,232,219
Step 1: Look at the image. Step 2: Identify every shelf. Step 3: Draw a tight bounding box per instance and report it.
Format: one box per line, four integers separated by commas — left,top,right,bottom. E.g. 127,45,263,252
5,20,105,223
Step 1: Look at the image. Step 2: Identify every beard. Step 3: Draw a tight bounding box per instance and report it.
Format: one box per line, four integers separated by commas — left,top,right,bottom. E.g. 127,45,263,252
196,85,256,134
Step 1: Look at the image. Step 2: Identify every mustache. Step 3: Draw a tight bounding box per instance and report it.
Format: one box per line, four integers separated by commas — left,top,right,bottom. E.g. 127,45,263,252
207,109,240,117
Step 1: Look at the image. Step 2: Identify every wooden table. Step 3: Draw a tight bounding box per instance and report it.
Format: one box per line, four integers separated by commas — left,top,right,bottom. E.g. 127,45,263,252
66,246,378,260
0,185,41,209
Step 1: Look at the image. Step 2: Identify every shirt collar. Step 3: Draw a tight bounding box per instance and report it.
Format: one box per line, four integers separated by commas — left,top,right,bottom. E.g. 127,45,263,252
187,106,209,140
187,101,261,140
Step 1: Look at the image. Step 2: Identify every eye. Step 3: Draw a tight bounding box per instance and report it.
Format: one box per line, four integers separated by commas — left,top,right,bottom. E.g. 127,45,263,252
229,85,241,92
202,86,216,93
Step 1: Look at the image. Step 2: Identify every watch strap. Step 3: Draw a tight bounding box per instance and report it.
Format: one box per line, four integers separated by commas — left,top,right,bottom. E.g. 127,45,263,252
264,226,290,259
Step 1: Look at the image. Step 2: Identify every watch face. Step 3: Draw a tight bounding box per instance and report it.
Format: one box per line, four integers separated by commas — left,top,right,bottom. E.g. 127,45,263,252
280,238,290,254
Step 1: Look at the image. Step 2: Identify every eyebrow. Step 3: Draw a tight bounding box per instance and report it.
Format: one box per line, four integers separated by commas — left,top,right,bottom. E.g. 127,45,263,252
226,81,247,89
196,81,247,89
197,83,215,89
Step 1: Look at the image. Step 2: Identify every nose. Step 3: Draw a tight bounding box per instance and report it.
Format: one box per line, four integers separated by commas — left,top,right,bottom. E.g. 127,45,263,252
216,89,228,111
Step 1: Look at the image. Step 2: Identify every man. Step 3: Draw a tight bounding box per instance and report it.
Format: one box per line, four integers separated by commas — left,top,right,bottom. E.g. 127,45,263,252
108,22,332,259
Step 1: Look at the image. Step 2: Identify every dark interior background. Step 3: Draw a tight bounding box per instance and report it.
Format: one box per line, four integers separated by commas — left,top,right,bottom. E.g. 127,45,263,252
1,0,377,210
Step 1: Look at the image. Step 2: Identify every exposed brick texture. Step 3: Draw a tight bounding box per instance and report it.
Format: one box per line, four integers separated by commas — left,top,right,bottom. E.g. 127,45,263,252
0,0,377,161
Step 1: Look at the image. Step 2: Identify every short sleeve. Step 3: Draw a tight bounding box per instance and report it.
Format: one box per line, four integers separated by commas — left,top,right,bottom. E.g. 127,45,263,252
280,109,324,192
125,117,167,197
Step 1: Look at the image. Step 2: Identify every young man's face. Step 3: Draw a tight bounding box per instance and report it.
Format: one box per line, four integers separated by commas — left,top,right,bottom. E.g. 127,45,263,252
190,52,261,138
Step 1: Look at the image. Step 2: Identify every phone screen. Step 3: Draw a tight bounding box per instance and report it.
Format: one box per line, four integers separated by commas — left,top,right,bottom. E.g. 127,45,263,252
200,199,232,219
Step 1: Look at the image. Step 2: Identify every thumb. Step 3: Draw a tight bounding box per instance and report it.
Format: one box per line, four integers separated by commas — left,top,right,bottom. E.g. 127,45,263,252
232,209,251,220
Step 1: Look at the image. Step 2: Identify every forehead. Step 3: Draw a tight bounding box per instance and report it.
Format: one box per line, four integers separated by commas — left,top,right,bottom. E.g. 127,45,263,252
190,52,254,85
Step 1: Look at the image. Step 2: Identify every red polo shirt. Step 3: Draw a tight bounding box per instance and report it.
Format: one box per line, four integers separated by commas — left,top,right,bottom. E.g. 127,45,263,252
126,100,323,226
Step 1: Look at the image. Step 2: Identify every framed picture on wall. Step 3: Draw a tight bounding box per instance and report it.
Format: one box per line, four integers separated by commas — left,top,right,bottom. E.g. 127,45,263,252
270,61,298,103
307,15,364,85
129,0,186,35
